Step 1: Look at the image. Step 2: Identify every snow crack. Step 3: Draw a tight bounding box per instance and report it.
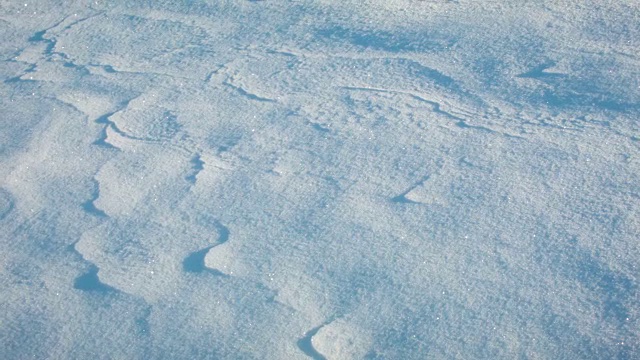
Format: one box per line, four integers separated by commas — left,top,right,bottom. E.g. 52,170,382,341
81,178,107,218
297,322,330,360
185,154,205,185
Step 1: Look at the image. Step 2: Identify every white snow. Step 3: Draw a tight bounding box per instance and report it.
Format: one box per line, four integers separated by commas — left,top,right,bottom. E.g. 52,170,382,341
1,1,639,359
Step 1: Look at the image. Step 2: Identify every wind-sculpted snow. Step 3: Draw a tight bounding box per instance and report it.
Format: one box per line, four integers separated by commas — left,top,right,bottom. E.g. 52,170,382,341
1,1,639,359
184,220,229,274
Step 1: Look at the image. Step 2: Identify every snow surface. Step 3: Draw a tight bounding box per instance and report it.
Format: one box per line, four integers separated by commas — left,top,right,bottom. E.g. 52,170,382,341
1,1,639,359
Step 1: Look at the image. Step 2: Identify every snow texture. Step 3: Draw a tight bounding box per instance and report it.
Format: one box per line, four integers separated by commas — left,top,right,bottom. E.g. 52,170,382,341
1,1,639,359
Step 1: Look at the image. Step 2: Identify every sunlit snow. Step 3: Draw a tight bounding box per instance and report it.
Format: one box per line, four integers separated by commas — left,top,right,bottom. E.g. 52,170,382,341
1,1,639,359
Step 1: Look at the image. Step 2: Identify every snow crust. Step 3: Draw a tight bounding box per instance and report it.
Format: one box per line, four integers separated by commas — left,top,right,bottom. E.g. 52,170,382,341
1,1,639,358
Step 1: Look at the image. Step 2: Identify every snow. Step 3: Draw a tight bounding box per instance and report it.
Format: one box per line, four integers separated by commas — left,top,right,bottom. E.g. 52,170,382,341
1,1,639,359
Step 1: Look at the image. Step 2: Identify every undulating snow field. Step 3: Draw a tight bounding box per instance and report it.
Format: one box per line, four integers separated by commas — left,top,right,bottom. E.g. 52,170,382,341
1,1,639,359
